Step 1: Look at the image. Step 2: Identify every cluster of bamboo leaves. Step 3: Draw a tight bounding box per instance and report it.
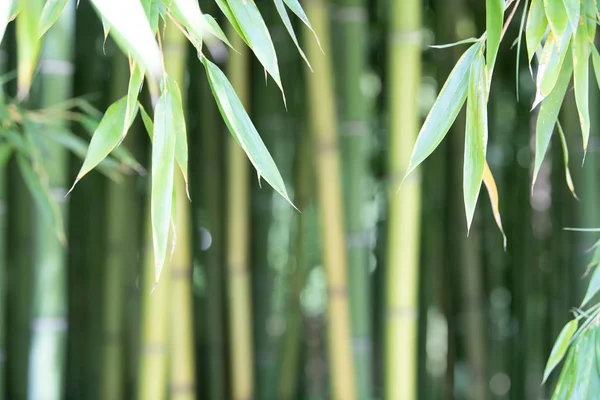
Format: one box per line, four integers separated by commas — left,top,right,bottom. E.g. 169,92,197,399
0,0,318,284
406,0,600,395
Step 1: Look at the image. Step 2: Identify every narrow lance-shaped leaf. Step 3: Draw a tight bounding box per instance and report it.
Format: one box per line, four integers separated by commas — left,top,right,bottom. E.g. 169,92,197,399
581,266,600,307
544,0,569,40
214,0,246,42
273,0,312,70
556,122,578,199
543,319,578,383
202,58,294,206
203,14,234,49
533,48,573,188
282,0,322,50
562,0,580,32
552,338,577,397
573,20,592,154
526,0,548,64
141,0,160,33
38,0,69,37
17,0,44,97
404,41,481,178
429,37,480,49
596,326,600,377
167,0,204,50
483,161,507,249
90,0,163,80
165,75,189,198
0,0,12,44
139,101,154,139
535,26,572,108
151,86,177,284
464,50,488,232
591,46,600,91
125,61,144,131
486,0,504,86
514,0,528,100
16,153,66,244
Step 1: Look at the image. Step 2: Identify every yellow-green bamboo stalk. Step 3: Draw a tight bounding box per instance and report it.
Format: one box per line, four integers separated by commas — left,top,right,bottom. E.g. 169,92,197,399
385,0,421,398
226,30,254,400
163,22,196,400
304,2,356,399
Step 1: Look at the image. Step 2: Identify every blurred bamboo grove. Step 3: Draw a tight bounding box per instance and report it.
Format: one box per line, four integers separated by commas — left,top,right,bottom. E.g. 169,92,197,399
1,0,600,399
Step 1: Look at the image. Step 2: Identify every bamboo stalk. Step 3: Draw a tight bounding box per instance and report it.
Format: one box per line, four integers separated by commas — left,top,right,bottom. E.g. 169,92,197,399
27,2,75,398
226,30,254,400
163,22,196,400
385,0,421,398
304,1,356,398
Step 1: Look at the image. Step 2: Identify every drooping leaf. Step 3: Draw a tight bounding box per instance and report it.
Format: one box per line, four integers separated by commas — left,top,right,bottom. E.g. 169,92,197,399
165,75,189,198
483,161,507,249
139,101,154,139
273,0,311,70
526,0,548,63
70,96,138,191
16,0,44,97
544,0,569,40
543,319,578,383
572,20,591,154
167,0,204,50
90,0,163,80
515,0,528,100
585,0,597,41
16,153,65,244
551,333,577,397
282,0,321,50
486,0,504,85
556,122,578,199
214,0,246,42
125,61,144,131
429,37,480,49
581,265,600,307
591,46,600,90
596,326,600,377
0,0,12,44
203,14,234,49
464,50,488,232
405,41,481,178
0,143,12,166
202,58,293,206
562,0,580,32
141,0,160,33
38,0,68,37
533,27,572,108
151,85,177,283
226,0,284,96
533,49,572,188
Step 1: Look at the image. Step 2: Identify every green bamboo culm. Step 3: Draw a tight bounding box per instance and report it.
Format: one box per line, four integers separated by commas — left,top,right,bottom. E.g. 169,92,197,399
304,1,356,399
27,1,75,398
226,30,255,400
333,0,373,396
385,0,421,398
163,22,197,400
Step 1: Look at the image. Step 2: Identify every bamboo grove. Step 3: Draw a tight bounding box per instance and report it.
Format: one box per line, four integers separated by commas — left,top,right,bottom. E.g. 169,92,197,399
2,0,600,399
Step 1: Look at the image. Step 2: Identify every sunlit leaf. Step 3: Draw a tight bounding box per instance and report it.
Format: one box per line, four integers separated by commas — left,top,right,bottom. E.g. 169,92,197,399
90,0,163,80
533,27,572,108
544,0,569,40
405,42,481,178
486,0,504,85
151,85,177,283
203,14,234,49
543,319,578,383
273,0,311,70
572,21,591,155
16,0,44,97
167,0,204,50
202,57,293,206
38,0,68,37
165,75,189,198
556,122,578,199
551,333,577,397
562,0,580,32
585,0,597,41
596,326,600,377
214,0,246,42
592,47,600,91
141,0,160,32
429,37,479,49
16,153,65,244
125,61,144,130
139,101,154,139
0,0,12,44
483,162,507,249
526,0,548,64
533,49,572,188
464,50,487,232
581,265,600,307
282,0,321,50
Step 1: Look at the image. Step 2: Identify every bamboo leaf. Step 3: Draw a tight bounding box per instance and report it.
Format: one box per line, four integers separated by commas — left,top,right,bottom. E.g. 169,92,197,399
486,0,504,83
226,0,284,97
214,0,246,42
591,46,600,91
167,0,204,50
572,21,591,155
405,42,481,178
151,85,177,283
562,0,580,32
273,0,311,70
483,161,507,249
464,50,487,232
139,101,154,139
125,61,144,130
526,0,548,63
141,0,160,32
552,339,577,398
282,0,321,50
90,0,163,80
429,37,480,49
17,0,44,97
70,96,138,190
544,0,569,40
581,266,600,307
533,49,572,188
202,58,293,206
0,143,12,166
556,122,578,199
596,326,600,377
534,27,571,108
543,319,578,383
38,0,68,37
0,0,12,44
203,14,234,49
16,153,65,244
585,0,597,41
165,75,189,198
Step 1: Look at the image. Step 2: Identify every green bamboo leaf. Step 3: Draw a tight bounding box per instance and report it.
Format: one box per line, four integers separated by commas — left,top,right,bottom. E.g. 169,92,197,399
483,162,507,249
16,0,44,97
596,326,600,377
464,50,487,232
273,0,311,70
544,0,569,40
514,0,528,100
139,101,154,139
539,27,572,102
38,0,68,37
151,85,177,283
202,58,293,206
533,49,572,188
405,42,481,178
0,0,12,44
486,0,504,83
551,335,577,398
572,23,592,155
581,265,600,307
562,0,580,32
125,61,144,130
543,319,578,383
165,75,189,198
429,37,479,49
226,0,284,97
592,46,600,90
556,122,578,199
214,0,246,42
585,0,597,41
141,0,160,33
16,153,65,244
70,96,138,191
0,143,12,166
526,0,548,63
167,0,205,50
282,0,321,50
203,14,234,49
90,0,163,80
